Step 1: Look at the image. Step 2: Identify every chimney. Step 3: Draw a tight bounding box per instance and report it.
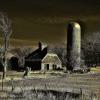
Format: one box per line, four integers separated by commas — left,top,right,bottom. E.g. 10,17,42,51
38,41,42,51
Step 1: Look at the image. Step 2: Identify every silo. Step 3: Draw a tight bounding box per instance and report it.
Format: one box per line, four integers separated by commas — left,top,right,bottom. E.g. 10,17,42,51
67,22,81,70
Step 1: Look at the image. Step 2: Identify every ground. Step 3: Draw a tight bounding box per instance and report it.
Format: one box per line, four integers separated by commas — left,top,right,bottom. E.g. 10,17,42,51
0,70,100,99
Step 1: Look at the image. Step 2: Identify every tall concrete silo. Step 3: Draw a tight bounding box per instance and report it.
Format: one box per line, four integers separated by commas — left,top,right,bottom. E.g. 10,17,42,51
67,22,81,70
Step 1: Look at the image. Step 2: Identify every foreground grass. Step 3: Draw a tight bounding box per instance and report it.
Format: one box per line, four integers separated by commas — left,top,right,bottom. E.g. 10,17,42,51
0,71,100,100
0,88,99,100
0,89,90,100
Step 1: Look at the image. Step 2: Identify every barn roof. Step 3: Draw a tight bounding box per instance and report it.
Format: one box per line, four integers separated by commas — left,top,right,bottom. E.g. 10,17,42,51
42,53,62,64
25,47,47,60
6,52,18,59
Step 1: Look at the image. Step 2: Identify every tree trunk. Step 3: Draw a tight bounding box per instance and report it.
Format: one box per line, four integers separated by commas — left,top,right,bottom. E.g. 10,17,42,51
3,58,7,79
3,37,8,79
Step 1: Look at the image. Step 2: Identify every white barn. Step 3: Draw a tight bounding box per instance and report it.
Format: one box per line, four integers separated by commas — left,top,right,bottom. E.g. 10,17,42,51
41,53,62,71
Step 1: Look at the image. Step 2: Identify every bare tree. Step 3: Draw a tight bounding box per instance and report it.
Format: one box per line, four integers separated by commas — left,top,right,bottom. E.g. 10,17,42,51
0,12,12,79
12,47,33,67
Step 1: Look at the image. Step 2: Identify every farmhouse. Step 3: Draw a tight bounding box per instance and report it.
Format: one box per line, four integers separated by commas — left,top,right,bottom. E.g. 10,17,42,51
41,53,62,71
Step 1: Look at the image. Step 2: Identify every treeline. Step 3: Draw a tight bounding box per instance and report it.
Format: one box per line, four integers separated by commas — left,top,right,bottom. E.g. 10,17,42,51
82,32,100,67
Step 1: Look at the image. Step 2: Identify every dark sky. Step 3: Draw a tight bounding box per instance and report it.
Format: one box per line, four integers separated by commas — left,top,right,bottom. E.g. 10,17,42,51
0,0,100,46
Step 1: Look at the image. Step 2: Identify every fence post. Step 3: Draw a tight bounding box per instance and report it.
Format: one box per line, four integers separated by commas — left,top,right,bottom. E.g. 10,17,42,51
11,78,14,92
2,76,4,91
80,88,83,100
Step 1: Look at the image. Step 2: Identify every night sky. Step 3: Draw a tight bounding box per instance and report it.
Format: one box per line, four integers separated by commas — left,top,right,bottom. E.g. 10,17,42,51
0,0,100,46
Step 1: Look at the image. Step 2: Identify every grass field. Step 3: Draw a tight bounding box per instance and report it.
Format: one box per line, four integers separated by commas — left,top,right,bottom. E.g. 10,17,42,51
0,71,100,100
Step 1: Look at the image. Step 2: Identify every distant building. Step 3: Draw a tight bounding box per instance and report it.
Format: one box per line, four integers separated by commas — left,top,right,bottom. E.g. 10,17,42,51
41,53,62,71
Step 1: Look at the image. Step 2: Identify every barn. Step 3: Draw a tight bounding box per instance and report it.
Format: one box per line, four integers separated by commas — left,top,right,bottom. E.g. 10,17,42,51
25,42,48,70
41,53,62,71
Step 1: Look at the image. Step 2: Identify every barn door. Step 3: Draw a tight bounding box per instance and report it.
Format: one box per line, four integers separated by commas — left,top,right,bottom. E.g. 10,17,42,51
46,64,49,70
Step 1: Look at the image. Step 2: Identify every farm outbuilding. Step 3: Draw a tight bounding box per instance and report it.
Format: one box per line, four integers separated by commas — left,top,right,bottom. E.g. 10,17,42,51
41,53,62,71
6,52,19,70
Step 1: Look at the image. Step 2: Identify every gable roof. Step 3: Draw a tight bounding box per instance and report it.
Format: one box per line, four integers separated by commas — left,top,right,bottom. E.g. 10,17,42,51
42,53,62,64
25,47,47,60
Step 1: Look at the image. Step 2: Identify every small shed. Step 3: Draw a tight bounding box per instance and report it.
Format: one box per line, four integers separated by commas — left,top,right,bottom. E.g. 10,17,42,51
41,53,62,71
